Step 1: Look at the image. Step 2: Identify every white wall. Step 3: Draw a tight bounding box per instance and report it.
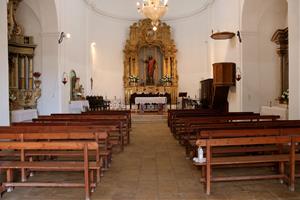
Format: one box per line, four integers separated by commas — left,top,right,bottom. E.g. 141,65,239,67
17,1,42,74
87,10,130,100
241,0,287,112
0,0,9,125
56,0,89,112
288,0,300,119
209,0,242,111
87,1,238,104
168,10,211,99
18,0,60,115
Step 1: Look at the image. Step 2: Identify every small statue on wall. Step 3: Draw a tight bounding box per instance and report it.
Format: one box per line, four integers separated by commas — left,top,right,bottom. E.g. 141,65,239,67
72,77,85,100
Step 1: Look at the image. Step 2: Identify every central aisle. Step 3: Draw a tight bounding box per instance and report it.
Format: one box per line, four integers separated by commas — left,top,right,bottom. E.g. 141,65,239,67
4,121,299,199
93,122,205,200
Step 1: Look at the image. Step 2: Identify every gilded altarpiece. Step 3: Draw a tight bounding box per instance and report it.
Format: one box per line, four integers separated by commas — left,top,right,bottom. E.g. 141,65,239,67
123,19,178,104
7,0,41,110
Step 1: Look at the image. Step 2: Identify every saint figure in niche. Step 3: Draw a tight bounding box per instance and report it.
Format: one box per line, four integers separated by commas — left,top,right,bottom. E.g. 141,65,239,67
144,55,156,85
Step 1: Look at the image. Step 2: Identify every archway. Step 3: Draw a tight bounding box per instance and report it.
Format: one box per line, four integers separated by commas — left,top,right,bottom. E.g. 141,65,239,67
241,0,287,112
21,0,60,114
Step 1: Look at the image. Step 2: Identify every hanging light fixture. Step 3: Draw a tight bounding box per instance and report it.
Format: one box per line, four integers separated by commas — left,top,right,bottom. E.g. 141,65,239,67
137,0,169,31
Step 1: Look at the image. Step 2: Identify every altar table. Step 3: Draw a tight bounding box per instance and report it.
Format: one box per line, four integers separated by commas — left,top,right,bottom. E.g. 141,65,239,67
11,109,38,122
69,100,90,113
135,97,167,104
260,105,288,120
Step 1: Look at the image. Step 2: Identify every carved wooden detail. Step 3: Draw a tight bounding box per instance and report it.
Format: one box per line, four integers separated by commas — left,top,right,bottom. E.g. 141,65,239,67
271,27,288,94
123,19,178,104
7,0,41,110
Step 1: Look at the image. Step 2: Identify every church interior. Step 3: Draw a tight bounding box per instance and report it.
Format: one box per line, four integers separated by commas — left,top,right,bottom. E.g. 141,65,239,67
1,0,300,199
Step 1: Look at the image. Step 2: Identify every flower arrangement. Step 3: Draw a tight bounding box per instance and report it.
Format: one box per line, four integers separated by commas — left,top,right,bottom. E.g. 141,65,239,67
160,75,172,83
279,89,289,104
32,72,41,79
9,91,16,102
129,75,139,83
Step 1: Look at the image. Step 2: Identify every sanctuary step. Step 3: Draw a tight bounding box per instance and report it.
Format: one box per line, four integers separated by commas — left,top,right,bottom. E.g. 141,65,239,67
131,113,167,123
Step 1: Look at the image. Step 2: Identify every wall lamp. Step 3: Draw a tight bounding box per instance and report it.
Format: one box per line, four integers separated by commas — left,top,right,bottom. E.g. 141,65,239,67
58,32,71,44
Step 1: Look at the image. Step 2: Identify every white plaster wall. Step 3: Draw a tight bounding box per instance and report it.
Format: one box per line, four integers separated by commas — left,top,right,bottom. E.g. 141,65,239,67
18,0,60,115
88,10,213,101
87,0,243,109
288,0,300,119
168,10,211,99
16,1,42,75
87,11,130,100
210,0,241,111
56,0,89,112
257,2,287,107
241,0,288,112
0,0,9,125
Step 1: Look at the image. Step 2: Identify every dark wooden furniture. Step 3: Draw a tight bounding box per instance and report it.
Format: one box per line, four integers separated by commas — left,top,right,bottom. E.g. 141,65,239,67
210,32,236,40
200,62,236,112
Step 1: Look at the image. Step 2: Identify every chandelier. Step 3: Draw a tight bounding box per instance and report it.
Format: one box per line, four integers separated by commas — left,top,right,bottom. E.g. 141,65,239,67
137,0,168,31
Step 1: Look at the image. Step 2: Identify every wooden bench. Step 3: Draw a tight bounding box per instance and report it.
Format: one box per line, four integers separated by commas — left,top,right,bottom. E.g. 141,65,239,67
0,131,106,181
32,117,130,148
173,115,280,140
0,141,100,200
167,109,224,127
170,112,258,134
194,135,292,195
183,120,300,158
0,126,112,170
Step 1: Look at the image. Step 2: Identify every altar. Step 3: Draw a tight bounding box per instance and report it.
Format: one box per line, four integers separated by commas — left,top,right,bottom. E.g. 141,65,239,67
135,97,167,104
123,19,178,105
11,109,38,122
135,97,167,112
260,105,288,120
69,100,89,113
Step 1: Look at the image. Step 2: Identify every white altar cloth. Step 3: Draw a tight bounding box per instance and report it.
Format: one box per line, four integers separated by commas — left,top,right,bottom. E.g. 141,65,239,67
260,105,288,120
11,109,38,122
135,97,167,104
69,100,89,113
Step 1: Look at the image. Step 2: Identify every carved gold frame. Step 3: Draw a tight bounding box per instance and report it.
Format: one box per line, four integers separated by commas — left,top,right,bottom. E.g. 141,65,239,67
123,19,178,104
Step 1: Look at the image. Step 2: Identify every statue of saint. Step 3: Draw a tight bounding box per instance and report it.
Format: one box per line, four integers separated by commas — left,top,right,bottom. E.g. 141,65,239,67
144,56,156,85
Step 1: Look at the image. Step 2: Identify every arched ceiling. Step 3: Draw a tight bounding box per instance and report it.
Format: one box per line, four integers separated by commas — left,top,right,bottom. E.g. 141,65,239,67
84,0,214,21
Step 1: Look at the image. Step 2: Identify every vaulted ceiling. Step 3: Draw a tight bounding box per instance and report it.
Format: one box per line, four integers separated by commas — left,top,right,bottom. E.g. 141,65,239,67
84,0,214,21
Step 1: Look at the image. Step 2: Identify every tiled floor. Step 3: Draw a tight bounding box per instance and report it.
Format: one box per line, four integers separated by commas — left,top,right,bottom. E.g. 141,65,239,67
2,122,300,200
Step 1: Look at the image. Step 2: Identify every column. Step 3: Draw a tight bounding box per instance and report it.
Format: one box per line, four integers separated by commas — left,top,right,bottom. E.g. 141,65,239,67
19,56,25,89
135,56,139,77
0,0,9,125
288,0,300,119
29,57,33,89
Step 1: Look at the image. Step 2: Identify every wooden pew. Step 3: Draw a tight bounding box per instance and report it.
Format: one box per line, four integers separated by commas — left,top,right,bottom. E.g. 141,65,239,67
173,115,280,139
182,120,300,158
194,135,292,195
0,125,113,169
32,117,130,147
0,141,100,200
83,110,132,128
46,113,131,130
170,112,257,134
0,130,106,182
167,109,223,127
30,119,128,151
